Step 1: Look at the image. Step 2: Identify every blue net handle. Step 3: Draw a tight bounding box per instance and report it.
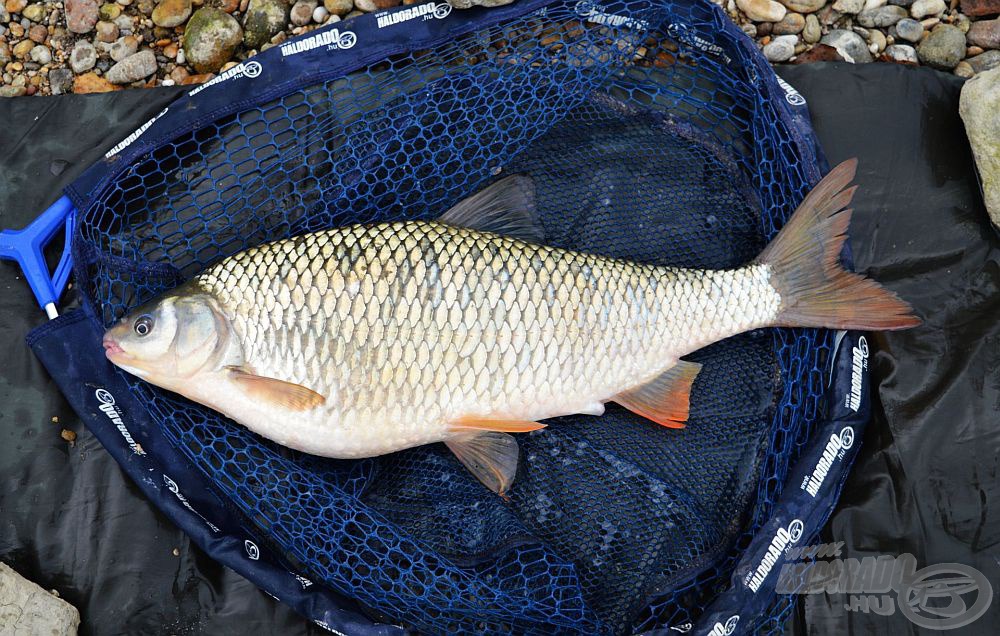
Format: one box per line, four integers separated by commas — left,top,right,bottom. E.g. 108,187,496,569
0,195,75,318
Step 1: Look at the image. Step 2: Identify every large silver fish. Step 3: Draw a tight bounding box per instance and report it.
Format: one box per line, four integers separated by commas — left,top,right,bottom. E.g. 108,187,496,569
103,159,918,494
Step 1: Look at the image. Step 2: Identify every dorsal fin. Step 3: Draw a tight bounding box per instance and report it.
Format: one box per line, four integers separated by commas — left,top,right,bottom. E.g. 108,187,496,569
437,175,544,244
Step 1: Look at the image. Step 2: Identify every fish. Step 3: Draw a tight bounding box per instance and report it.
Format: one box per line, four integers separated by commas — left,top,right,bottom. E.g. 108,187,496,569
102,159,919,495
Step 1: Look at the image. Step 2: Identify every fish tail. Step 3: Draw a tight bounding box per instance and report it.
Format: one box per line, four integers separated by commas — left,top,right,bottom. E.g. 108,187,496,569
756,158,920,331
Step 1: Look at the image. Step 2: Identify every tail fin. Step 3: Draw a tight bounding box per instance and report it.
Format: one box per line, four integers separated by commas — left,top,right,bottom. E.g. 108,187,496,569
757,159,920,331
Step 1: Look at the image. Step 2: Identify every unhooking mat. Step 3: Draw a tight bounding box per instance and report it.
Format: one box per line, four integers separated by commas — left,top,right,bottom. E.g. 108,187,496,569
5,4,992,631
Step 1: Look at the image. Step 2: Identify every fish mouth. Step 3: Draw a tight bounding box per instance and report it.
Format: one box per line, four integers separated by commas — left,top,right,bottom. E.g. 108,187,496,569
102,336,126,361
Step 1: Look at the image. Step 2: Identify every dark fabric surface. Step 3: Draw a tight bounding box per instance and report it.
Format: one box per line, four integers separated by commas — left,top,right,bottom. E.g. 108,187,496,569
777,62,1000,635
0,62,996,635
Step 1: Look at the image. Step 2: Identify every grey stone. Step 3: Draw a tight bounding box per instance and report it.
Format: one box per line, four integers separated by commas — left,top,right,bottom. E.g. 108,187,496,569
803,13,821,42
105,47,155,82
242,0,287,49
888,0,914,6
764,34,798,61
311,4,327,21
895,17,924,42
69,38,96,72
917,24,966,69
909,0,945,18
0,85,26,97
0,42,10,65
885,43,919,62
778,0,824,13
773,12,805,34
49,67,73,93
0,563,80,635
182,7,241,72
967,18,1000,50
832,0,865,12
821,28,874,62
28,43,50,63
857,5,907,27
968,49,1000,73
109,34,138,61
960,66,1000,228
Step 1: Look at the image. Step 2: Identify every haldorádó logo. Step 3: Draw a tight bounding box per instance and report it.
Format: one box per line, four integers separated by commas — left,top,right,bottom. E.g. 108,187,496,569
897,563,993,630
104,108,169,158
802,426,855,497
574,1,649,29
706,615,739,636
746,519,803,593
774,75,807,106
163,474,220,532
666,22,732,63
95,388,146,455
847,335,868,412
244,539,260,560
280,28,356,56
188,60,262,96
375,2,450,28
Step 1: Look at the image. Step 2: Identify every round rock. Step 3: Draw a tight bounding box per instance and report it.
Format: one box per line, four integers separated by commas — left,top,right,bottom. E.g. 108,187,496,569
12,39,35,58
885,43,919,62
832,0,865,12
778,0,824,12
182,7,242,73
894,18,924,42
311,4,327,21
954,60,975,76
857,5,907,27
109,34,138,60
28,43,50,63
242,0,287,49
737,0,786,22
910,0,945,18
21,2,44,21
28,24,47,42
95,19,118,41
967,18,1000,50
763,34,798,61
65,0,99,33
821,28,874,62
99,3,121,19
69,39,96,72
773,12,805,34
967,50,1000,73
803,13,821,42
918,24,967,69
353,0,399,10
105,47,155,82
151,0,191,27
289,0,315,25
49,67,73,93
322,0,351,15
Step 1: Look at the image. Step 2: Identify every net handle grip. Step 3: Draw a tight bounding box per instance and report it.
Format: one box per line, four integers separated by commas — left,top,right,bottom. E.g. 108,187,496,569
0,195,75,319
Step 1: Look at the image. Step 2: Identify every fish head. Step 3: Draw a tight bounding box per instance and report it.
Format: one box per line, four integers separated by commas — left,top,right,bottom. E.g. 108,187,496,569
102,289,233,386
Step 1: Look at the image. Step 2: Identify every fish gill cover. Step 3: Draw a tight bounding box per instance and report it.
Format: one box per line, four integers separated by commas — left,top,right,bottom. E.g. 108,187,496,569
60,0,831,632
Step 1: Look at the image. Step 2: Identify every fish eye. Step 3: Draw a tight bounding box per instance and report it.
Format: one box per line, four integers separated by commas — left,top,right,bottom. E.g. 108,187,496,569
133,315,154,337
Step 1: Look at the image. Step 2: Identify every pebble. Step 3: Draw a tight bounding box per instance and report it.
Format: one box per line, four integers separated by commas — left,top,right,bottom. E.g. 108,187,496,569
72,70,118,92
183,7,241,72
869,26,888,49
742,22,758,37
832,0,865,11
858,5,907,26
967,18,1000,49
113,14,133,32
209,0,239,12
0,43,9,64
28,43,49,62
774,11,806,33
920,16,940,28
822,28,875,61
353,0,399,9
311,3,326,21
0,85,26,97
968,44,985,55
757,20,773,35
242,0,286,48
763,33,799,59
967,48,1000,72
289,0,314,24
66,0,99,32
136,0,154,14
9,22,24,37
4,0,26,13
48,67,73,93
151,0,190,27
889,0,915,5
109,33,138,60
344,9,363,17
954,59,975,75
28,23,47,41
161,77,173,85
895,17,925,41
0,3,7,21
885,42,920,60
96,18,118,40
69,39,96,72
956,13,972,34
322,0,351,14
12,39,34,58
778,0,825,12
910,0,946,17
105,47,154,82
961,0,1000,17
175,46,183,63
100,2,121,19
959,66,1000,226
21,2,44,21
918,23,968,68
863,0,886,9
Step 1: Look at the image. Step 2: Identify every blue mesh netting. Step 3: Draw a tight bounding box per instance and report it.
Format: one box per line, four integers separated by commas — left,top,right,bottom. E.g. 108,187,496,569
69,0,829,632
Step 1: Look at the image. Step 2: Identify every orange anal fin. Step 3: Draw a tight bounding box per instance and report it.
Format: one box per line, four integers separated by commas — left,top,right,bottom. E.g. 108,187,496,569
448,417,547,434
445,431,521,496
613,360,703,429
228,367,326,411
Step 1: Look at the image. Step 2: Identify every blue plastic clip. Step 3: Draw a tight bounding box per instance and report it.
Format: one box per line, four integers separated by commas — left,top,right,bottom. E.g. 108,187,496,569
0,196,76,319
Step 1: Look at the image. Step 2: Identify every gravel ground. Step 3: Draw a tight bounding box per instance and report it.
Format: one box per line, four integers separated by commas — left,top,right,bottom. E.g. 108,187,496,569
0,0,997,96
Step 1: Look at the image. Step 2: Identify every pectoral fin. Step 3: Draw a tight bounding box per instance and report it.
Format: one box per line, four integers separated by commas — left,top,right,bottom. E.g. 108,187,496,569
445,431,521,496
228,367,326,411
613,360,703,429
